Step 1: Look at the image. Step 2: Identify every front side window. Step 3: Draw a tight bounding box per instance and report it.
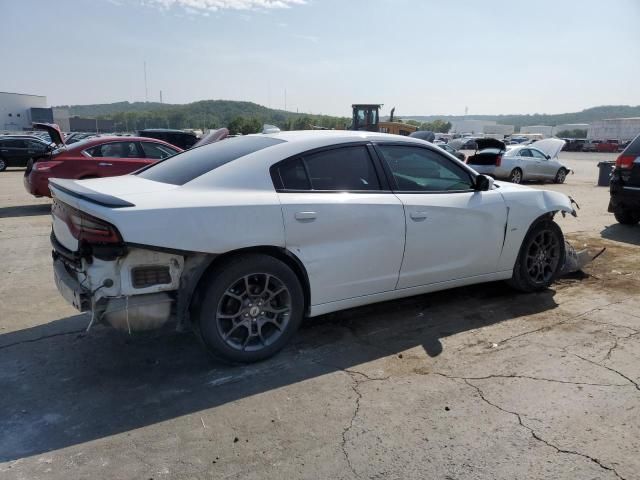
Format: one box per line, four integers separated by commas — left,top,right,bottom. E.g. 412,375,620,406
276,146,381,191
4,139,27,148
377,145,474,192
141,142,178,159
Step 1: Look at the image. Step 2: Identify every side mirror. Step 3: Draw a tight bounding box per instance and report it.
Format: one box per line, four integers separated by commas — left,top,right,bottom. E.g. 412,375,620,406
545,154,551,160
474,174,494,191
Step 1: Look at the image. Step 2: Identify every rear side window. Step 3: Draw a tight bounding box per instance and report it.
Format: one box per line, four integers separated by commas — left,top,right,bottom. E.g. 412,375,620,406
276,146,381,191
3,139,27,148
137,136,285,185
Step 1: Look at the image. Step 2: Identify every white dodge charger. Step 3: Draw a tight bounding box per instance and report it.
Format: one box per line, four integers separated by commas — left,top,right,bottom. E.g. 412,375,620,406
49,131,576,362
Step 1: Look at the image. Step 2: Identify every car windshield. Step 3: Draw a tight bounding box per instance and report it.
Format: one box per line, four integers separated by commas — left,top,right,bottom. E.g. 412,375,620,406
136,135,285,185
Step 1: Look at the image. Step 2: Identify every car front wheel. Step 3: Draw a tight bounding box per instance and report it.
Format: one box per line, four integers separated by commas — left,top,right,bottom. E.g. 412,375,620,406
0,157,7,172
554,168,567,184
614,209,640,225
507,219,565,292
195,254,305,363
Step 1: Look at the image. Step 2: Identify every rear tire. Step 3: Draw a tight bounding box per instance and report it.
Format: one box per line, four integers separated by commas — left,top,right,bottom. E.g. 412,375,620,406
509,168,523,184
554,168,567,184
0,157,6,172
194,254,305,363
614,209,640,225
507,219,565,292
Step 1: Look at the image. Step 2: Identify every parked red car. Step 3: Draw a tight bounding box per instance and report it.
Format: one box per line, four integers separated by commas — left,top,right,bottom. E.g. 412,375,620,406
24,124,182,197
596,139,620,153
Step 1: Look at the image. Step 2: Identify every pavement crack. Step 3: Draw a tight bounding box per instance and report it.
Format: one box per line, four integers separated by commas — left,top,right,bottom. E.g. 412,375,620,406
570,352,640,392
341,371,364,479
431,372,627,388
462,379,627,480
0,329,85,351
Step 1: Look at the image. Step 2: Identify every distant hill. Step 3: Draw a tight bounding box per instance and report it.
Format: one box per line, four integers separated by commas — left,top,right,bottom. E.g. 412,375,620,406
55,99,349,132
397,105,640,128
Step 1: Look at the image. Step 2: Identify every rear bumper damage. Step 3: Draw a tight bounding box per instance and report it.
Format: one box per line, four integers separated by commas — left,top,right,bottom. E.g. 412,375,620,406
52,235,187,332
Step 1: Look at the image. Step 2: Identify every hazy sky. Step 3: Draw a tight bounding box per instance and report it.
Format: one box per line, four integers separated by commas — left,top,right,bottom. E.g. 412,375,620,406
2,0,639,117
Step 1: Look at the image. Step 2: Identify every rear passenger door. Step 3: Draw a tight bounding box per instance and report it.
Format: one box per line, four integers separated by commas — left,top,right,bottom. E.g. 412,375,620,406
84,141,147,176
273,144,406,306
140,141,180,164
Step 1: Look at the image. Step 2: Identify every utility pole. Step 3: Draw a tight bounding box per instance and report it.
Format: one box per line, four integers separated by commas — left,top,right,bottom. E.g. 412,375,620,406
284,88,287,111
160,90,163,104
144,61,149,102
95,117,99,133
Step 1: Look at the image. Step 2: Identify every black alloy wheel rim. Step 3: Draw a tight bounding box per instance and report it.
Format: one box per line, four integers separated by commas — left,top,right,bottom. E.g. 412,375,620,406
525,230,561,284
216,273,292,352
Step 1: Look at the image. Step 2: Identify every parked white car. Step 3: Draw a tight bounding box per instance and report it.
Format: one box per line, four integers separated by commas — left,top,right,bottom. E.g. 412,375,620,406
467,138,570,184
49,131,576,362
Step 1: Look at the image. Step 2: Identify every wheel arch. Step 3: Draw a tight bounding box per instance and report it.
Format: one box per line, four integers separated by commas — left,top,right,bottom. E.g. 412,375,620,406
179,245,311,330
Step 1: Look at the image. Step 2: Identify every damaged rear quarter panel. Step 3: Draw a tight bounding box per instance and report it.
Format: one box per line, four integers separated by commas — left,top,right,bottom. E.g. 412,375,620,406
496,184,575,271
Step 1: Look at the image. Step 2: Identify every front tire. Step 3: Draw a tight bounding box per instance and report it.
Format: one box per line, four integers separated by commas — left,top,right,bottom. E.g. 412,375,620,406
0,157,7,172
614,209,640,225
554,168,567,184
195,254,305,363
508,219,565,292
509,168,523,184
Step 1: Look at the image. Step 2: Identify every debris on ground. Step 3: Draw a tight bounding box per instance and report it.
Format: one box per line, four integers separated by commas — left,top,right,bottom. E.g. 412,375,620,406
560,241,606,276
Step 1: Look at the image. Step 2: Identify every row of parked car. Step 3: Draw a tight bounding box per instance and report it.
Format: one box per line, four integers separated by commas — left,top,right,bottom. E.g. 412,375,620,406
562,138,631,152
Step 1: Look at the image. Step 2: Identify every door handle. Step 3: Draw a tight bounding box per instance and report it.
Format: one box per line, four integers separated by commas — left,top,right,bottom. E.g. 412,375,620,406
410,211,428,221
98,162,113,166
295,211,317,221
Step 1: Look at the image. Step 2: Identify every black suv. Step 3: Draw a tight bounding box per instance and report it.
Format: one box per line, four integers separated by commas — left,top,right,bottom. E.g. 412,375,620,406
138,129,198,150
0,136,51,171
609,133,640,225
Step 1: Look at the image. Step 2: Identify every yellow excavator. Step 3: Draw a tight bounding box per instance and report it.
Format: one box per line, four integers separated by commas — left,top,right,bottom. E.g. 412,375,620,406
350,104,417,136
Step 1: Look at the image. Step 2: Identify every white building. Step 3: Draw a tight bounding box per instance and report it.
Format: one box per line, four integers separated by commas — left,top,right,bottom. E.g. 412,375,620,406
0,92,52,131
483,124,515,136
587,118,640,142
520,125,554,138
450,119,496,135
552,123,589,136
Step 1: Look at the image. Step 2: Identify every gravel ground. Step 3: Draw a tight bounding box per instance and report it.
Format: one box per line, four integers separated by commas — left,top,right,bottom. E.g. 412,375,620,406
1,151,639,480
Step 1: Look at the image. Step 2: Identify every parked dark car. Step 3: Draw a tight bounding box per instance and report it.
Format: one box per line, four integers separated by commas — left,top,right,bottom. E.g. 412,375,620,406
562,138,586,152
438,143,466,162
0,135,52,171
609,134,640,225
138,129,198,150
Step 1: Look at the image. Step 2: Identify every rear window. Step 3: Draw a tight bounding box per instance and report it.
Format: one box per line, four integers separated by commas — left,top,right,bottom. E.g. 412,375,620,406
624,134,640,155
137,136,285,185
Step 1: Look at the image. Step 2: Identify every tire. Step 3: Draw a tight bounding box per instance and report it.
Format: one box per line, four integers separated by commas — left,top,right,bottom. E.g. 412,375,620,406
614,209,640,225
195,254,305,363
0,157,7,172
507,219,565,292
508,168,523,184
554,168,567,184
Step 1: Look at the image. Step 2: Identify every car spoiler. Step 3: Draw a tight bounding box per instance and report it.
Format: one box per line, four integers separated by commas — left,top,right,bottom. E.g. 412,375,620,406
49,178,135,208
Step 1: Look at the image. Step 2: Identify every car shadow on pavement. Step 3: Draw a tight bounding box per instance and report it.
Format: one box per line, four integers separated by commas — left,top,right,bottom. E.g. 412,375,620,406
600,223,640,246
0,282,558,462
0,203,51,218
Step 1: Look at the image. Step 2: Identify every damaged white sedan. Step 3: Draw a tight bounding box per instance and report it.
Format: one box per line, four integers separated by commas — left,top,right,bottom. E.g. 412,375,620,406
49,131,577,363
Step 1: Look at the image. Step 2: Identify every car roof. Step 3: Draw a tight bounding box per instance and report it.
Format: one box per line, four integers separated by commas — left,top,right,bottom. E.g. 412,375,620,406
66,136,179,150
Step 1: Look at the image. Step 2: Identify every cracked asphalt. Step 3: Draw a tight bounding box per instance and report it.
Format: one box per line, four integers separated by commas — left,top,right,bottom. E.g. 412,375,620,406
1,152,639,479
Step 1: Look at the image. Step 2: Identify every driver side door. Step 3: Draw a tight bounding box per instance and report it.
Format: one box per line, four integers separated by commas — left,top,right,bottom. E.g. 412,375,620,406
375,144,508,289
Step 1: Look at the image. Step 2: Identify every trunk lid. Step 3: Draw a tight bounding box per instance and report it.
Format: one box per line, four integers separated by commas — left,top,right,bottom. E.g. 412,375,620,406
475,138,506,151
32,122,65,146
530,138,566,159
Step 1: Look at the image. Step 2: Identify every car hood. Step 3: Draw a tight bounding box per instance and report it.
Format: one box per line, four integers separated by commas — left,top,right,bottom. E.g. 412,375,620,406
530,138,565,159
33,122,65,146
475,138,506,151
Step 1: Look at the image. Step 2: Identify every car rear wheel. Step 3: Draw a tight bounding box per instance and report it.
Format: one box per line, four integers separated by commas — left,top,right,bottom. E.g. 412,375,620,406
614,209,640,225
554,168,567,184
195,254,304,363
0,157,6,172
507,219,565,292
509,168,523,184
